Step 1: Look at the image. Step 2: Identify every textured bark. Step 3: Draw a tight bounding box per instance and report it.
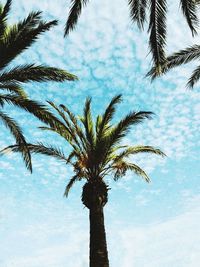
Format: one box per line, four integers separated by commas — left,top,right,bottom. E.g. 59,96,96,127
89,205,109,267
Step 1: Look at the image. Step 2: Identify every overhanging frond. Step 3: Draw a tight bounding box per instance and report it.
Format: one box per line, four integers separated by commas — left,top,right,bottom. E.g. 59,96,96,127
0,17,58,69
128,0,148,29
0,0,12,39
0,110,32,171
180,0,198,35
148,0,167,72
1,142,68,163
114,145,165,162
64,172,84,197
64,0,89,36
0,64,78,83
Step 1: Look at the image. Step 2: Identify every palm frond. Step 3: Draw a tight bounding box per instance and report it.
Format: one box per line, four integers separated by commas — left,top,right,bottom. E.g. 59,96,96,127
0,17,57,69
147,45,200,80
148,0,167,72
39,126,72,142
64,0,89,36
0,64,78,83
97,94,122,139
64,172,83,197
0,83,27,97
126,162,151,182
108,111,153,148
114,145,165,162
180,0,198,35
128,0,148,29
113,161,150,182
1,142,67,163
60,103,87,150
82,97,95,147
187,64,200,88
0,94,71,131
0,0,12,39
0,111,32,171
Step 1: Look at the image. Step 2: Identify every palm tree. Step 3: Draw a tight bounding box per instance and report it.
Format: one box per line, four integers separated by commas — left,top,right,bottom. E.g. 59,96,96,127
0,0,77,171
2,95,165,267
64,0,199,73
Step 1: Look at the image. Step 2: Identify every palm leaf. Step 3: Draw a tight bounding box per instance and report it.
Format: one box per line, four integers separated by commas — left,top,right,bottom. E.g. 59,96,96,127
0,94,71,131
126,162,151,182
148,0,167,72
0,111,32,171
0,64,77,83
1,142,68,163
64,172,83,197
147,45,200,86
114,145,165,162
187,65,200,88
128,0,148,29
0,0,12,39
0,83,27,97
82,97,95,147
180,0,198,35
64,0,89,36
0,18,57,69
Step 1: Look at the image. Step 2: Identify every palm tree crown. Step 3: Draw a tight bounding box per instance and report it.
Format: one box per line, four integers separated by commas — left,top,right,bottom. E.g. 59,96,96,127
0,0,77,171
2,94,165,189
64,0,199,74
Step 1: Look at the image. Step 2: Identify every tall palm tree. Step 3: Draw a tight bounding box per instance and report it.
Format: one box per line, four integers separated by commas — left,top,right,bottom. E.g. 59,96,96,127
2,95,165,267
64,0,199,73
0,0,77,171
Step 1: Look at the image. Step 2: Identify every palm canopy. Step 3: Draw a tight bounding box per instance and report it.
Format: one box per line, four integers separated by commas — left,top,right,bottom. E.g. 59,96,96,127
0,0,77,171
1,95,165,195
64,0,199,73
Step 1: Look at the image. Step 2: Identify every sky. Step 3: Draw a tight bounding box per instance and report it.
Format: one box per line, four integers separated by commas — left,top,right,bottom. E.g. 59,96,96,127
0,0,200,266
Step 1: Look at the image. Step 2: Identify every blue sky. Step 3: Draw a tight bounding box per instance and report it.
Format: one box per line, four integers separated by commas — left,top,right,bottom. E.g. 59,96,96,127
0,0,200,266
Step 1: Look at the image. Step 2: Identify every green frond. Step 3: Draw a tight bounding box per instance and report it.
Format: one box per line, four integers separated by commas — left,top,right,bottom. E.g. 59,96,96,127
0,0,12,39
1,142,67,163
147,45,200,85
47,101,81,149
0,64,78,83
64,0,89,36
148,0,167,69
128,0,148,29
0,17,57,69
59,103,87,149
126,163,151,182
97,94,122,139
82,97,95,147
0,110,32,171
38,126,72,142
108,111,153,148
0,94,71,132
187,65,200,88
180,0,198,35
114,145,166,162
0,83,27,97
64,173,83,197
112,161,150,182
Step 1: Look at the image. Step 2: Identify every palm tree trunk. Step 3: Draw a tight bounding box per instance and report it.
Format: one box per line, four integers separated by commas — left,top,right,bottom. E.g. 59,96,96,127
89,205,109,267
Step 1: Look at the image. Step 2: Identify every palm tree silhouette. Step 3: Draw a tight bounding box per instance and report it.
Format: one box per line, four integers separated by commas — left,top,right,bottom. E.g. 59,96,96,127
0,0,77,171
2,95,165,267
64,0,199,73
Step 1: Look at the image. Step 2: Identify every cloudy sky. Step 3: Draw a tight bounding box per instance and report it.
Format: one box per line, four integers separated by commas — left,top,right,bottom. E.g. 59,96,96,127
0,0,200,266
